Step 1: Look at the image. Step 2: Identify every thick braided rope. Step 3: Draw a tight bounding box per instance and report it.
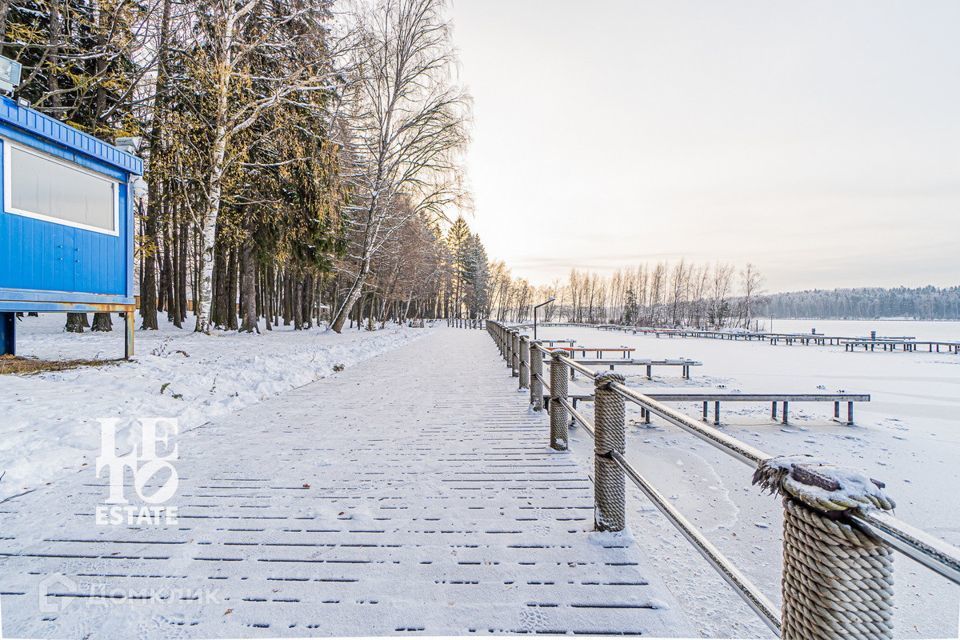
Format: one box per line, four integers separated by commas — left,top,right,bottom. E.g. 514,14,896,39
519,337,530,389
530,343,543,410
594,372,626,532
755,457,895,640
549,353,569,451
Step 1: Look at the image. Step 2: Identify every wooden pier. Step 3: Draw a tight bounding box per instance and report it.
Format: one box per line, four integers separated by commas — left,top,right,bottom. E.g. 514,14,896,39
566,393,870,426
544,322,959,355
0,329,689,638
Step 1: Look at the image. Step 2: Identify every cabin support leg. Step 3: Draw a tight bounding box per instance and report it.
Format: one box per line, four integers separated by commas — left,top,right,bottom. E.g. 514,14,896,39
848,401,854,426
713,401,720,426
124,309,135,360
0,312,15,356
781,401,789,425
771,401,777,421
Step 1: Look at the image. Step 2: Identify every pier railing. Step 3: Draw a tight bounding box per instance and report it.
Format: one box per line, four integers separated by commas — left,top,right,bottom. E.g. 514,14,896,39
487,320,960,640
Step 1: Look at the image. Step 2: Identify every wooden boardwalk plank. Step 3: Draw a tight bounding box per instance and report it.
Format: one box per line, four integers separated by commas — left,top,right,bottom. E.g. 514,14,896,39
0,328,689,638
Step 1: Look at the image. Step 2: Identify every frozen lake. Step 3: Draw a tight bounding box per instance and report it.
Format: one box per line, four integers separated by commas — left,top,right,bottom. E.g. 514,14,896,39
536,321,960,638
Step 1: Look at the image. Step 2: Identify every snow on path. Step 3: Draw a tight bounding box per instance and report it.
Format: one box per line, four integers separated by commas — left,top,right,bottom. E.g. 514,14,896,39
1,315,429,502
0,327,690,638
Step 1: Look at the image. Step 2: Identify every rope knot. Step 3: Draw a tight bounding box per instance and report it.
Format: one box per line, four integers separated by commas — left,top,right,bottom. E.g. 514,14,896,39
595,371,625,389
753,455,895,513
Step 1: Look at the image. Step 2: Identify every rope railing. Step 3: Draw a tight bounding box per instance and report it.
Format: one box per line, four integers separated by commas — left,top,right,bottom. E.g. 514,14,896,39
485,320,960,640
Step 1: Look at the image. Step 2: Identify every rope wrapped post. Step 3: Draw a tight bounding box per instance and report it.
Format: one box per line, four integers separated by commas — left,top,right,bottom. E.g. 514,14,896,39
519,335,531,390
549,352,569,451
530,342,544,411
594,372,626,532
754,457,896,640
511,331,520,377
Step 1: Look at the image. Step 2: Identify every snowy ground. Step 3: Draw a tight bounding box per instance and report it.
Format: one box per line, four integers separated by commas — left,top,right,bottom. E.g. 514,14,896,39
0,314,431,503
0,327,687,639
537,321,960,638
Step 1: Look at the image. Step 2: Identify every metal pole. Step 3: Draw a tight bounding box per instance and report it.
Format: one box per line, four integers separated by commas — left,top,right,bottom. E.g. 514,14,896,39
124,308,135,359
0,311,15,356
533,297,556,341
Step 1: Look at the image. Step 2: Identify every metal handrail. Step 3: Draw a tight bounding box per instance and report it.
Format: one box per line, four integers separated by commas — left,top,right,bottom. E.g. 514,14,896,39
610,450,782,635
556,397,594,438
609,382,768,466
559,394,779,633
493,321,960,605
605,384,960,586
533,372,550,394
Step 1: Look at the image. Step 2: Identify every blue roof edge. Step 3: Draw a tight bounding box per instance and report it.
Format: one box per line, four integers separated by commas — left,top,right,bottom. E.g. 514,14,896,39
0,96,143,176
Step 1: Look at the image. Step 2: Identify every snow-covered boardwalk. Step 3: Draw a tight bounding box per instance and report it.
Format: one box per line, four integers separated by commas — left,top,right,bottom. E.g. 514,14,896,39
0,328,688,638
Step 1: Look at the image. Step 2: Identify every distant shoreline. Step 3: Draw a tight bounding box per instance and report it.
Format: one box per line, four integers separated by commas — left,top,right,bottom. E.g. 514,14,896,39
766,317,960,323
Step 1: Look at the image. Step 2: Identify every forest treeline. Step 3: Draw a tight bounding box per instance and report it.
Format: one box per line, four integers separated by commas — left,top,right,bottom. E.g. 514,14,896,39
487,261,766,330
1,0,498,333
3,0,954,335
496,264,960,327
760,286,960,321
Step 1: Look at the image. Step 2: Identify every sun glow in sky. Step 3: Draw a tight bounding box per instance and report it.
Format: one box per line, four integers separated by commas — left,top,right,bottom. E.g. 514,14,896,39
449,1,960,292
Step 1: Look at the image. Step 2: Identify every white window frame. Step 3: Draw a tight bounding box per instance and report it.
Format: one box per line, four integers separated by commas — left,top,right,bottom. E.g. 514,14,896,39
2,137,120,236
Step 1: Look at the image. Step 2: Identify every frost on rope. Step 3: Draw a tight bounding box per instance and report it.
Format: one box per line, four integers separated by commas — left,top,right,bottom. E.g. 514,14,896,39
753,455,895,512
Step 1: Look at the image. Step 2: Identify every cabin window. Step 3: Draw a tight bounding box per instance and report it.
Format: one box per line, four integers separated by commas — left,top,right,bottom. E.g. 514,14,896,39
3,139,119,235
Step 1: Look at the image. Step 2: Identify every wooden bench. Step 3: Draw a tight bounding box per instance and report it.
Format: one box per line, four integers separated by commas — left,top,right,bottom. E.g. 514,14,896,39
562,358,701,380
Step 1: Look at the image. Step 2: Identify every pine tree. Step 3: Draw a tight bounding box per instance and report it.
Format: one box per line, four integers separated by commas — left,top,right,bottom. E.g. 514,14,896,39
446,217,471,318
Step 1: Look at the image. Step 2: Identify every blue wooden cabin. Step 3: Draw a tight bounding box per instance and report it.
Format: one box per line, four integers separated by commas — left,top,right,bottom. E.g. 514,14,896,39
0,95,142,358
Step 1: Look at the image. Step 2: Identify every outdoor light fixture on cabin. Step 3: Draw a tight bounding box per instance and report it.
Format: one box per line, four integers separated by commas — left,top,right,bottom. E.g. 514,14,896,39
0,55,22,94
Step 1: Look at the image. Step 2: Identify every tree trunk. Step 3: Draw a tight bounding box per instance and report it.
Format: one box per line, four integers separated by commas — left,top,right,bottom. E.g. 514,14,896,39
240,241,258,333
177,216,188,326
225,246,238,330
66,313,87,333
92,312,113,331
330,259,369,333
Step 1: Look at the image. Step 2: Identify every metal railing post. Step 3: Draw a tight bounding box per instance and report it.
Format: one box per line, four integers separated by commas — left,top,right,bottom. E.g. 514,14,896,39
549,353,569,450
519,335,530,389
511,331,520,377
594,372,626,532
530,342,543,410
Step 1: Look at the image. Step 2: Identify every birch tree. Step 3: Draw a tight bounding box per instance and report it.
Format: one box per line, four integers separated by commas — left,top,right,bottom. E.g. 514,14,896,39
191,0,339,333
329,0,469,333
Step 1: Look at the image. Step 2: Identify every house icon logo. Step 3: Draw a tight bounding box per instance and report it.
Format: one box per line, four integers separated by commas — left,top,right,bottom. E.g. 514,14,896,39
37,573,77,614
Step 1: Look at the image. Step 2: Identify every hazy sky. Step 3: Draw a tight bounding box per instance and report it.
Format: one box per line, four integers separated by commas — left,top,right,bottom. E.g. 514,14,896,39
448,1,960,293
